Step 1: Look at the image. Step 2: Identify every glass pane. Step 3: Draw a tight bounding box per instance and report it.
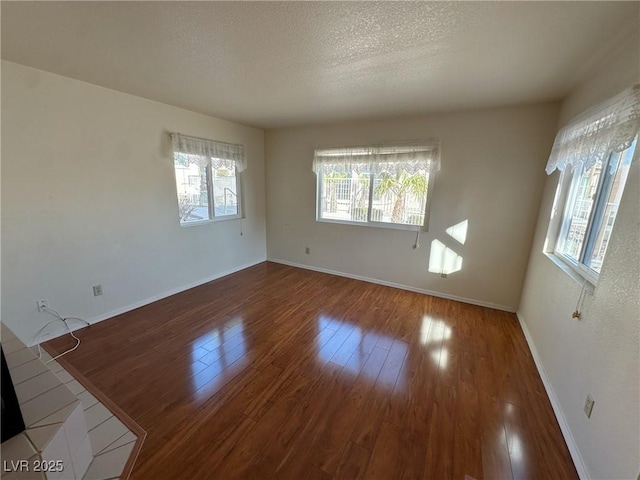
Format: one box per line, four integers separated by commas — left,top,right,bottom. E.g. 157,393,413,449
212,165,238,217
587,141,635,272
320,169,370,223
558,160,602,261
174,155,210,224
371,170,429,225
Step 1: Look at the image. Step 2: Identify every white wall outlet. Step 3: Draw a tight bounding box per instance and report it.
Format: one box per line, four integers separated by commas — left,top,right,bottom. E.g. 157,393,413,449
584,394,595,418
305,247,310,254
93,284,103,296
36,299,49,312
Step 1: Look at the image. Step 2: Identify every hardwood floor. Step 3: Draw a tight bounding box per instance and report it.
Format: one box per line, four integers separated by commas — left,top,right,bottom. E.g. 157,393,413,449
46,262,578,480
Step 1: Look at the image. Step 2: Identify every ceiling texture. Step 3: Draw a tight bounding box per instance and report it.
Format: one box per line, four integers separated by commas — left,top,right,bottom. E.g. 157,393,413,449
1,1,638,129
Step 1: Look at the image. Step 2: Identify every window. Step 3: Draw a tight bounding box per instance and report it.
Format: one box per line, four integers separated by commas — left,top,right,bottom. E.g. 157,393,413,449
171,133,246,226
545,84,639,283
555,141,635,279
313,142,440,229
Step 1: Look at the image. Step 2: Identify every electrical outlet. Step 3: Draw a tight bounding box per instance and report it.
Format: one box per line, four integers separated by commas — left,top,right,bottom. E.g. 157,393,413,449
305,247,310,254
36,299,49,312
93,284,103,296
584,394,595,418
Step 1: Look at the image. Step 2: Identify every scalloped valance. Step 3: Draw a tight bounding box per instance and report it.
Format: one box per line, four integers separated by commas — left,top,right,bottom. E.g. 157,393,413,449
171,133,247,172
545,84,640,174
313,141,441,176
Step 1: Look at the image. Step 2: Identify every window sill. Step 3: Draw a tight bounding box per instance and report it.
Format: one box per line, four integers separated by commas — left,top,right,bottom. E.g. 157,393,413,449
317,217,426,232
543,252,596,293
180,215,242,227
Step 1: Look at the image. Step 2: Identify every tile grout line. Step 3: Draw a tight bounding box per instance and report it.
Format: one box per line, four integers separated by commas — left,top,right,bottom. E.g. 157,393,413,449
96,439,136,458
24,393,78,426
88,414,115,435
15,370,61,400
11,360,50,386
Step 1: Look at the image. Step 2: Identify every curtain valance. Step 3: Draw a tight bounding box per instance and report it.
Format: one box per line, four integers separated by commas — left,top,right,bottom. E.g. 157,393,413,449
171,133,247,172
313,141,441,175
545,84,640,174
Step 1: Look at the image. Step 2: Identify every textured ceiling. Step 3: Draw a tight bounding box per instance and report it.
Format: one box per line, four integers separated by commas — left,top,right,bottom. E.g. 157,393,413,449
1,1,638,128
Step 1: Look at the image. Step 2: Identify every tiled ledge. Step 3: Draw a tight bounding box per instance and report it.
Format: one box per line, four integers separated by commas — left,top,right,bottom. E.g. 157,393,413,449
1,324,145,480
2,323,90,480
39,351,138,480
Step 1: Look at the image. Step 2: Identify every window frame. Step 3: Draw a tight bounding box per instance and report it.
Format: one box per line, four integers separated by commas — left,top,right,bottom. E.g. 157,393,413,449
315,168,435,231
549,140,635,285
175,159,242,227
209,163,242,223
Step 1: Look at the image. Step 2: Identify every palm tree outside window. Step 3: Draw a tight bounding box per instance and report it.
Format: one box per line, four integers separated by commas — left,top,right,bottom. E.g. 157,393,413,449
313,142,440,230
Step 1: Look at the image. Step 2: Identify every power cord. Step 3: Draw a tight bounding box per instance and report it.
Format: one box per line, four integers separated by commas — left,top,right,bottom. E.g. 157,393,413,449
35,306,90,363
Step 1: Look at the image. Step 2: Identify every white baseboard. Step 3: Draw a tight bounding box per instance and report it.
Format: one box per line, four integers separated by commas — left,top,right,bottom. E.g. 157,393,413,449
516,311,589,480
30,259,265,347
267,257,516,313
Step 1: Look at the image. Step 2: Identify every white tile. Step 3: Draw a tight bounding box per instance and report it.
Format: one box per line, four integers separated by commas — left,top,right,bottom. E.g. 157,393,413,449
83,441,135,480
42,428,73,480
44,461,75,480
9,359,49,385
15,370,63,404
6,347,36,369
21,384,77,427
89,416,128,455
99,431,136,455
84,404,112,432
26,423,61,451
77,391,99,410
71,435,93,480
41,427,71,470
54,369,74,384
3,455,45,480
32,401,80,428
65,380,85,396
2,337,26,355
0,433,37,464
63,402,88,456
46,360,65,374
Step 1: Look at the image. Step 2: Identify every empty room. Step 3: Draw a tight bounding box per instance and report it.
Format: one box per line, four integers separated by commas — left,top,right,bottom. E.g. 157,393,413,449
1,2,638,479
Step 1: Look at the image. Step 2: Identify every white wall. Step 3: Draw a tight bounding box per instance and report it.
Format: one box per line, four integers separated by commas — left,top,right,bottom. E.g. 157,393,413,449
518,27,640,480
265,104,559,311
1,61,267,345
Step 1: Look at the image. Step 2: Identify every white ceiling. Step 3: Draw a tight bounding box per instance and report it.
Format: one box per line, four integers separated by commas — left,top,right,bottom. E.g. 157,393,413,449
2,1,638,129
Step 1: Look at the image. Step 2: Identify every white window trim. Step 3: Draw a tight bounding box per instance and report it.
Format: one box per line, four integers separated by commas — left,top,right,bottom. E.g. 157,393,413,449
543,85,639,286
313,141,440,231
179,165,243,227
550,251,599,287
171,133,245,226
545,142,635,287
543,251,597,293
549,167,601,286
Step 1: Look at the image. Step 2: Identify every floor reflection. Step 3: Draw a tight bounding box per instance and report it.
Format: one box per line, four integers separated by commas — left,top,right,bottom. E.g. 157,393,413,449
420,316,452,345
317,315,407,390
421,316,452,371
190,317,247,398
435,347,449,369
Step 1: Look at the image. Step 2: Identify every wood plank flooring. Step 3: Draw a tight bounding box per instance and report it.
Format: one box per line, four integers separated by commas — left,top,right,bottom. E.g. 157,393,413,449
46,262,578,480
